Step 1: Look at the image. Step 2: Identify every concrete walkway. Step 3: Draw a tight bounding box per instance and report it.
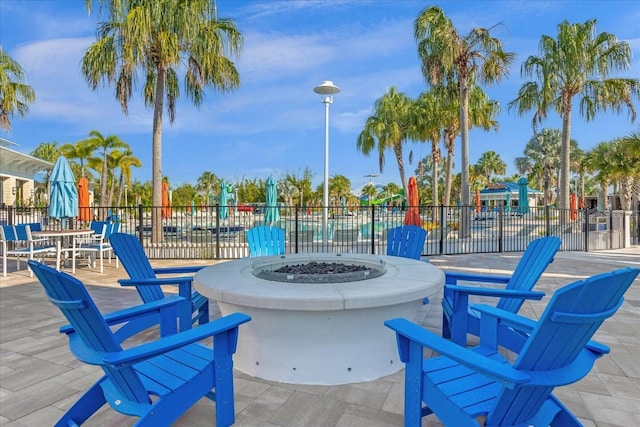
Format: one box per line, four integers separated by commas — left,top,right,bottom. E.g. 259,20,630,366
1,247,639,426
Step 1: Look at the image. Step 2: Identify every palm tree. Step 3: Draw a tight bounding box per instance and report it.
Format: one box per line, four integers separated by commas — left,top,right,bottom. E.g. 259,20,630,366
82,0,242,243
30,142,60,164
409,91,441,208
524,129,566,206
414,5,514,237
356,86,413,197
360,183,378,206
0,47,35,130
586,141,615,211
60,140,98,179
509,19,640,210
82,130,128,209
476,151,506,185
514,156,533,178
196,171,221,204
329,174,352,205
110,148,142,207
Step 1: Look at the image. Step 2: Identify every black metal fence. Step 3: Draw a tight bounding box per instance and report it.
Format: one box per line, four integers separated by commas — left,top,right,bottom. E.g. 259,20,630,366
2,204,636,260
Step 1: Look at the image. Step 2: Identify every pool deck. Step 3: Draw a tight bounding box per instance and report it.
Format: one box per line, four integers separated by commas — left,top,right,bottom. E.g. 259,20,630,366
1,247,639,426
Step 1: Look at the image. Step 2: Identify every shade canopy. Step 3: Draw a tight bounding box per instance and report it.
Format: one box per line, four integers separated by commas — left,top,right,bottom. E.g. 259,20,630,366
517,177,530,214
49,156,78,221
219,182,229,220
161,182,172,219
77,177,91,222
403,177,421,226
264,176,279,223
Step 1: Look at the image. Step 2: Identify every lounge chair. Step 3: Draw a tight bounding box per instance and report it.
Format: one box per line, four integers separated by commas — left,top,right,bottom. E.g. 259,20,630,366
110,232,209,331
386,267,639,427
28,260,250,427
442,236,561,349
246,226,286,257
386,225,427,260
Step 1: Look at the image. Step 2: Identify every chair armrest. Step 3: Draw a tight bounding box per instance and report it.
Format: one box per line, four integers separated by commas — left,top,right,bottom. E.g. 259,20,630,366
153,266,204,275
60,296,186,334
445,271,511,285
473,304,610,356
103,312,251,366
119,277,194,287
445,284,545,300
384,317,529,387
473,304,537,333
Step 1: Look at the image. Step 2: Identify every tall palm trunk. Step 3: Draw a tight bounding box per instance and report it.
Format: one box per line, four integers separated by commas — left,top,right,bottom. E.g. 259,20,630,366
100,148,108,209
459,78,471,238
393,143,408,200
443,129,455,207
151,67,165,243
559,95,572,212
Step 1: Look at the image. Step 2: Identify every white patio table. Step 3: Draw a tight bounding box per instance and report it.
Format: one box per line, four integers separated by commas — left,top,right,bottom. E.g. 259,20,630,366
32,229,94,272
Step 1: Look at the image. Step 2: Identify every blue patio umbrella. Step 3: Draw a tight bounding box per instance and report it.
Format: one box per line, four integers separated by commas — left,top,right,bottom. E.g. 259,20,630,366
265,176,279,224
190,200,195,216
517,177,530,214
219,182,229,220
505,193,512,213
341,196,346,214
48,156,78,226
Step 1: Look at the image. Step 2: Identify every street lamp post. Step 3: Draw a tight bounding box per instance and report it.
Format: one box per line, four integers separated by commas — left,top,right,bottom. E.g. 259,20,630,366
313,80,340,248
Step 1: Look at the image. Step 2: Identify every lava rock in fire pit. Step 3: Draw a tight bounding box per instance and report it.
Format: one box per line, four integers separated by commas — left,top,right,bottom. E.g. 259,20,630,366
255,260,385,283
274,261,371,275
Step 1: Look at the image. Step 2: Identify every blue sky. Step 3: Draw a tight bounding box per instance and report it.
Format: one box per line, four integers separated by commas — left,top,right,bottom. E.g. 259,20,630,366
1,0,639,192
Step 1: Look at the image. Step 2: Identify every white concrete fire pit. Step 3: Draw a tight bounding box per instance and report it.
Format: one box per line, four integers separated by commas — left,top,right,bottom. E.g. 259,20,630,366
194,253,444,385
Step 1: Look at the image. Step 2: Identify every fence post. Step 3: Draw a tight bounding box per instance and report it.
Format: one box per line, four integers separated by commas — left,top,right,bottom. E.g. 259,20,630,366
545,205,551,237
370,204,375,254
439,205,445,255
584,209,589,252
294,206,299,253
137,204,144,243
498,209,503,253
215,205,220,260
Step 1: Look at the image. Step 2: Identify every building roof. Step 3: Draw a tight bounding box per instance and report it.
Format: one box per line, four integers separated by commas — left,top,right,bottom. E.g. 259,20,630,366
0,137,53,178
479,182,542,201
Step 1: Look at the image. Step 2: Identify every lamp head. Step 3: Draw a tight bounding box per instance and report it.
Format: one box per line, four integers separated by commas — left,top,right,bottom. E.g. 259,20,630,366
313,81,341,95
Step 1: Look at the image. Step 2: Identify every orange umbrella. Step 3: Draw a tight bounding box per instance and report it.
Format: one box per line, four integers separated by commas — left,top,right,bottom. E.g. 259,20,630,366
570,192,578,221
77,177,92,222
475,190,481,214
161,182,172,219
403,176,422,226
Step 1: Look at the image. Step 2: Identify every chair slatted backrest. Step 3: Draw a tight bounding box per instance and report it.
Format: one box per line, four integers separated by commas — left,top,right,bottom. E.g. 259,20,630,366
28,260,151,403
496,236,561,313
246,226,285,257
386,225,427,260
488,267,638,425
23,222,42,232
109,233,165,302
90,221,108,237
14,224,29,241
1,225,17,242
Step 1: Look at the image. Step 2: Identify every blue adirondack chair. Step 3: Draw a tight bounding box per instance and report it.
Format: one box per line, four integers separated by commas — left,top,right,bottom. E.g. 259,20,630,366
386,225,427,260
110,232,209,331
442,236,561,349
386,267,639,427
28,260,250,427
246,226,285,257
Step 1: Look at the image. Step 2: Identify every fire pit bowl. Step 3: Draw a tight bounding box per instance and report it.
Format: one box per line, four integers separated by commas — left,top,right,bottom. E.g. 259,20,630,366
194,253,444,385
